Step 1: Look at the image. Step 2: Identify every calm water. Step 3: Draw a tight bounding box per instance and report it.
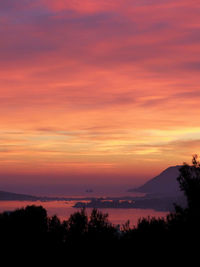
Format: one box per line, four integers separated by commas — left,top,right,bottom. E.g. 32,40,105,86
0,200,168,227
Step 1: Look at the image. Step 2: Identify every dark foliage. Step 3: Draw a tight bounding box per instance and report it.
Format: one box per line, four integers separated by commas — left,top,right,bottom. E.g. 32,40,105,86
1,156,200,260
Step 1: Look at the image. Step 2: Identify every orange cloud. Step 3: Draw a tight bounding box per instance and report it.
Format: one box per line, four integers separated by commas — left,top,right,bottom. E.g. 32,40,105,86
0,0,200,185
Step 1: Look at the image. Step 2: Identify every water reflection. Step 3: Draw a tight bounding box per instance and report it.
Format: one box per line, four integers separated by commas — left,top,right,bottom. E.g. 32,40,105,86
0,200,167,226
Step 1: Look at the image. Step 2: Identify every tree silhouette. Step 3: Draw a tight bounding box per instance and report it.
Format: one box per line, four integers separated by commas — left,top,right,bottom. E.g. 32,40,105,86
177,154,200,210
88,208,117,241
0,205,48,251
66,208,88,244
165,154,200,250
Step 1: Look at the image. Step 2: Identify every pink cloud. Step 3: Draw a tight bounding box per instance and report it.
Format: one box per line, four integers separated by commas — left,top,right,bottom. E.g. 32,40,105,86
0,0,200,182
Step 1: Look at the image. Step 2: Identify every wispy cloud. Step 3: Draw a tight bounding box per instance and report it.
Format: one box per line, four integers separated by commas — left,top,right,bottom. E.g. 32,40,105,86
0,0,200,182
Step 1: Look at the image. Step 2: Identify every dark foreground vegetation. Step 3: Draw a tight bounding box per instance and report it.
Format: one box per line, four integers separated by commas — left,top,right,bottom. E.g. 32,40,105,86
1,156,200,261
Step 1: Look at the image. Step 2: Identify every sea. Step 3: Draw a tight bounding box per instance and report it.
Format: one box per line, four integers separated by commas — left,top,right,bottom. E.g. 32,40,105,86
0,185,168,227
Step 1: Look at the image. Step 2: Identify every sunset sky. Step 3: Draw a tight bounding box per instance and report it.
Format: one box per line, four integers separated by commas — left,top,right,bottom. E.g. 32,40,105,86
0,0,200,189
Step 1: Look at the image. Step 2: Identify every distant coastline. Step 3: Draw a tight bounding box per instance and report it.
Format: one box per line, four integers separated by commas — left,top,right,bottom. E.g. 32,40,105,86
73,194,185,212
0,190,94,202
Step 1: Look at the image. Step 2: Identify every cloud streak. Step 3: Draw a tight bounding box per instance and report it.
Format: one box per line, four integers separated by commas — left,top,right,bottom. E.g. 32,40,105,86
0,0,200,183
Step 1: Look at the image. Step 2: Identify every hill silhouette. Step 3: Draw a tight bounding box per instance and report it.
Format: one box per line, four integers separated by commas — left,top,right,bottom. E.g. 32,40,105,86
0,190,40,201
128,165,182,196
0,190,85,202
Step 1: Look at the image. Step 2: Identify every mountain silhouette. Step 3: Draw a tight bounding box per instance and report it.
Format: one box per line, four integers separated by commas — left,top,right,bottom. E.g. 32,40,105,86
128,165,182,196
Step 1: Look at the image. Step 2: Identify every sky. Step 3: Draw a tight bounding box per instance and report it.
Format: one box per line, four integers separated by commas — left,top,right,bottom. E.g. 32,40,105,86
0,0,200,190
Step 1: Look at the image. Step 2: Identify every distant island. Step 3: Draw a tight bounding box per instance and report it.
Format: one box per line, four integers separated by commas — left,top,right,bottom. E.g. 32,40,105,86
85,189,93,193
73,194,185,212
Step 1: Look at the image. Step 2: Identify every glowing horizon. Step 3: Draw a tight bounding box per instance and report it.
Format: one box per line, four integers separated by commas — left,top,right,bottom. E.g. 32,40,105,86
0,0,200,185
